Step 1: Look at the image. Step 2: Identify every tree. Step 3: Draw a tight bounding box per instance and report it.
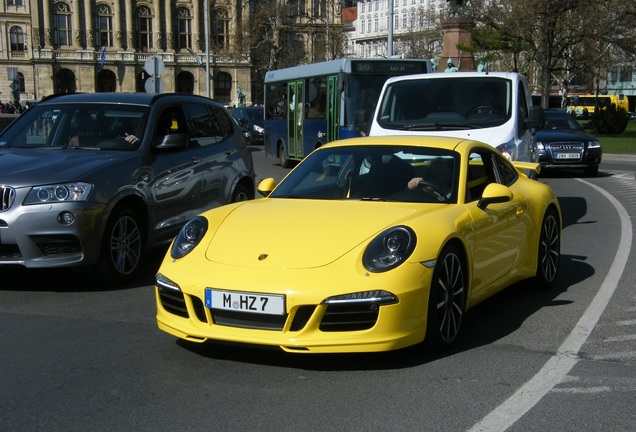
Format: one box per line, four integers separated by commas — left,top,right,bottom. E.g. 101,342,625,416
470,0,636,108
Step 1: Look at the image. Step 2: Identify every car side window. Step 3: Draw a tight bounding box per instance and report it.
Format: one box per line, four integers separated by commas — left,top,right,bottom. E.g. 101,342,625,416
210,106,234,141
466,149,503,202
491,152,518,186
182,103,223,147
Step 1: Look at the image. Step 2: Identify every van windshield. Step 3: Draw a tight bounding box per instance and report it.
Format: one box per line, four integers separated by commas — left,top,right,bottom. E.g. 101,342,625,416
376,76,512,131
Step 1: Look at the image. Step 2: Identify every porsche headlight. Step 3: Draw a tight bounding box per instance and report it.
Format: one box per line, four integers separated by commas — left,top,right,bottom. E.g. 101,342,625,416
171,216,208,259
363,226,416,272
24,182,92,204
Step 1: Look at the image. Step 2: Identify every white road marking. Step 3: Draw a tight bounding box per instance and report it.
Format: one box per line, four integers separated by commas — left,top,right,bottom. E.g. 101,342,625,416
468,178,633,432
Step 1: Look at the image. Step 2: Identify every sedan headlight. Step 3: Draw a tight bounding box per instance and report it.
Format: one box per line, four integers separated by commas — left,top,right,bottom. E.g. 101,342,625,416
253,124,264,134
588,140,601,149
171,216,208,259
24,182,92,204
363,226,416,272
536,141,545,150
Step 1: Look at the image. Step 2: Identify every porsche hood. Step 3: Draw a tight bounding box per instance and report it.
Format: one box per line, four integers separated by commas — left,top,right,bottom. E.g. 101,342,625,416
204,199,425,269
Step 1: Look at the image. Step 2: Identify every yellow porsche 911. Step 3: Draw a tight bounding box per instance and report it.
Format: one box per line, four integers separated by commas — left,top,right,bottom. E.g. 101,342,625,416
155,136,561,353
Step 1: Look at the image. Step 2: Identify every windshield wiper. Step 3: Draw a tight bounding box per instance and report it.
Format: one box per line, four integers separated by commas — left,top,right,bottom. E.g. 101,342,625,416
397,123,482,131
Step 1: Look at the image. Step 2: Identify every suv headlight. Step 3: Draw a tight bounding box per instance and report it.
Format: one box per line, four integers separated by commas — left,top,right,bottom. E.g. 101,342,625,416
363,226,416,272
24,182,92,204
171,216,208,259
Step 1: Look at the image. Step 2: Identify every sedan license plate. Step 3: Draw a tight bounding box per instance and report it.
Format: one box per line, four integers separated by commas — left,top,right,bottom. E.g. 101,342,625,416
205,289,285,315
555,152,579,160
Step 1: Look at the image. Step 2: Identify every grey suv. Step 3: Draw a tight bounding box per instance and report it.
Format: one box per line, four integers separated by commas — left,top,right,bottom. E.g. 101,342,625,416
0,93,255,285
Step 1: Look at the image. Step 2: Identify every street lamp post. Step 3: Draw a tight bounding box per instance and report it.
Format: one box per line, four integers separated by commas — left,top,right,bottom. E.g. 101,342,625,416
205,0,210,98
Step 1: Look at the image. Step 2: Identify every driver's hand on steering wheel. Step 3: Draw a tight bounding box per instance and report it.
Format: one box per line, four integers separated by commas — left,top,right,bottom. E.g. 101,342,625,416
124,133,140,144
408,177,423,190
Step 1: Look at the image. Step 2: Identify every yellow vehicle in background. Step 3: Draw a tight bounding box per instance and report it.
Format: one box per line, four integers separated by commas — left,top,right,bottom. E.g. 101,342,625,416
567,93,628,118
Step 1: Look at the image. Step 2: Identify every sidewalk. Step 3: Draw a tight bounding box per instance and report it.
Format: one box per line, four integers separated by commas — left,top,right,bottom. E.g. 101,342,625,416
602,153,636,162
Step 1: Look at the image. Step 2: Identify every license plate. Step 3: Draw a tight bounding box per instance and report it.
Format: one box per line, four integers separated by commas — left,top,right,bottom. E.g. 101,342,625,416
555,152,579,160
205,289,285,315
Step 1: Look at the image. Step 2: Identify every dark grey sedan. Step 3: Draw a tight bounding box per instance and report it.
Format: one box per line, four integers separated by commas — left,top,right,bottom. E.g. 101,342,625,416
536,109,602,176
0,93,255,285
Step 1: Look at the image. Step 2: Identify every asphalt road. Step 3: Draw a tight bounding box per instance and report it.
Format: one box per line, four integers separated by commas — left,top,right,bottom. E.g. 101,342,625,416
1,147,634,432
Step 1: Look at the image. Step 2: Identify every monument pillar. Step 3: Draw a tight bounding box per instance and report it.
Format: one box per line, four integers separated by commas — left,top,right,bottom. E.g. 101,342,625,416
439,18,475,72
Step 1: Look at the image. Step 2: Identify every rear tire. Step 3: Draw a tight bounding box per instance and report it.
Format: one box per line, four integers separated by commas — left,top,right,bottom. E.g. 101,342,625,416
424,244,466,351
279,142,292,168
534,208,560,289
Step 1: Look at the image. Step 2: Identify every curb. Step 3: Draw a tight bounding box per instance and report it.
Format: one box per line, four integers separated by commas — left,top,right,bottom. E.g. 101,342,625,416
602,154,636,162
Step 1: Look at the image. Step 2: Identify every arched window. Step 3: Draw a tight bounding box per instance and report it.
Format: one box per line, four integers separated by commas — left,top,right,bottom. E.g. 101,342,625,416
176,71,195,94
17,72,26,93
212,8,229,50
176,7,192,51
95,4,113,48
9,26,25,52
53,2,73,47
215,71,231,98
135,6,153,52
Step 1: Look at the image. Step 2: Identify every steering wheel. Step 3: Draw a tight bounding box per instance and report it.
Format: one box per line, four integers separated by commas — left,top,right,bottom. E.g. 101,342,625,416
417,180,447,201
467,105,497,116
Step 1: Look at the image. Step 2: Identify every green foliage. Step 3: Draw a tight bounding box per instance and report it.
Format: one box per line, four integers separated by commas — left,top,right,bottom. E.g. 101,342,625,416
590,104,629,135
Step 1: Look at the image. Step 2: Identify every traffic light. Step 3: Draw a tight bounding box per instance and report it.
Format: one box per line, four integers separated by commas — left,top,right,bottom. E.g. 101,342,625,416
8,67,20,102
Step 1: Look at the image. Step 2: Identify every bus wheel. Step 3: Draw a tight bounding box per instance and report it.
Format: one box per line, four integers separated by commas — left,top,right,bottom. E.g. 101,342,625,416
279,142,292,168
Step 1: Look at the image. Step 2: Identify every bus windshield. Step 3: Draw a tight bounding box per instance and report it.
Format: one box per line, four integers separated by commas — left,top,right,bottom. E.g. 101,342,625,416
344,74,394,135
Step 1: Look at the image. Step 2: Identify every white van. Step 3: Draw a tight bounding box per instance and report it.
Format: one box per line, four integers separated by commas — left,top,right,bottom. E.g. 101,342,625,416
368,72,544,163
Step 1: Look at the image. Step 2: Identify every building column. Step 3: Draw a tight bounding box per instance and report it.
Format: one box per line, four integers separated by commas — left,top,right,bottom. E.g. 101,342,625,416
43,0,52,48
84,0,94,48
154,1,162,50
72,2,82,47
113,0,123,49
193,0,202,51
125,1,134,50
166,2,174,52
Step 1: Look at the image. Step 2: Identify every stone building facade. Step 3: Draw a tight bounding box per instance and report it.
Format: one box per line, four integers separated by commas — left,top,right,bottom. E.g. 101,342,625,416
0,0,252,105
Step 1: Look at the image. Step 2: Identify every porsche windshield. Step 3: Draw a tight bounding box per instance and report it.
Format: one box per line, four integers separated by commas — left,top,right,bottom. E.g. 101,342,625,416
270,145,459,204
0,104,149,150
376,77,512,131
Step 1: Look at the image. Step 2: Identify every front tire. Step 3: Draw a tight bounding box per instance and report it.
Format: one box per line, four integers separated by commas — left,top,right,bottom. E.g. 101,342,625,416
231,183,251,202
535,208,560,289
424,244,466,351
92,205,145,286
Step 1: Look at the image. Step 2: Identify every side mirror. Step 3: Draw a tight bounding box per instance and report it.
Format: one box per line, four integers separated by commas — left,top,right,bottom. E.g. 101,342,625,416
527,105,544,130
155,133,189,150
477,183,513,210
257,178,277,197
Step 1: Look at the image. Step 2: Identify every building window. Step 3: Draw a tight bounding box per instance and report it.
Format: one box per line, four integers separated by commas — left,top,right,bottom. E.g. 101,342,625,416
374,16,378,32
95,4,113,48
176,7,192,50
7,0,25,5
361,17,365,33
135,6,153,52
9,26,25,52
212,8,230,50
215,71,232,97
53,2,73,47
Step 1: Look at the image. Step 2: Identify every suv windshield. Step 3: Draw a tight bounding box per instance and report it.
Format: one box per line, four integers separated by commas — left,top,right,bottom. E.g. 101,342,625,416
376,77,512,131
0,103,150,150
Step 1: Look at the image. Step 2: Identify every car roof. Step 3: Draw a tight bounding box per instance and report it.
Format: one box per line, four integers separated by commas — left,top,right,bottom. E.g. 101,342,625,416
37,92,222,108
321,135,486,152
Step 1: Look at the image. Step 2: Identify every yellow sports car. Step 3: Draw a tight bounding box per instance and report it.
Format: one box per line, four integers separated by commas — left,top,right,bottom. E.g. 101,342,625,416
155,136,561,353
